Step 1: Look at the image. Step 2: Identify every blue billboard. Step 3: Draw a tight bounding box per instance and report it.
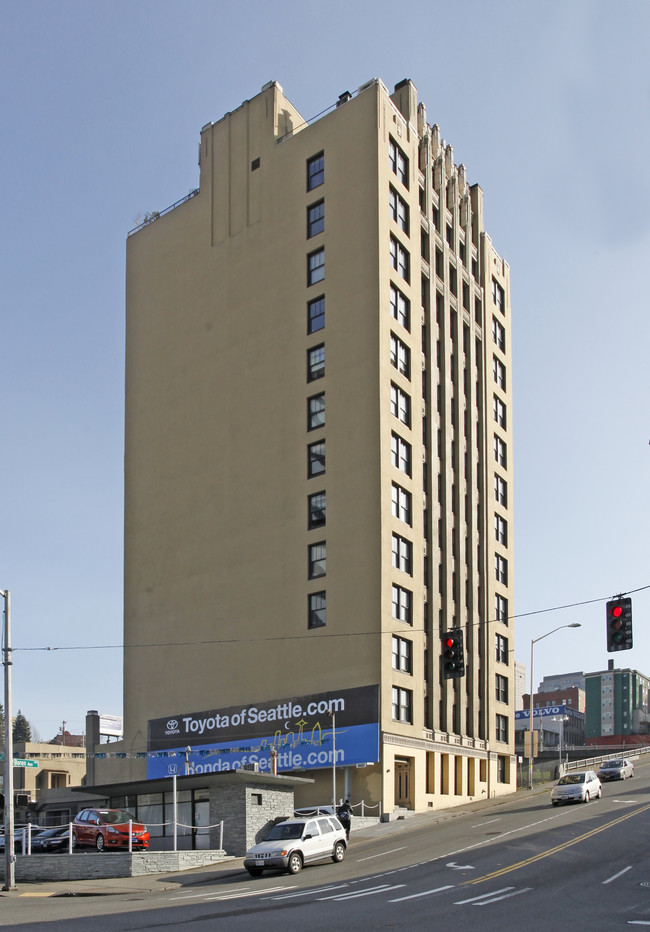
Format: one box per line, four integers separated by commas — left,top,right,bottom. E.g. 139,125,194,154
146,685,379,780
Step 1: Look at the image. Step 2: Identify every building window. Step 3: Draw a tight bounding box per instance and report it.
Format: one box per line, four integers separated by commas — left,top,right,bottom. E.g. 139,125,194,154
307,152,324,191
497,755,507,783
390,383,411,427
390,333,410,379
307,296,325,334
493,356,506,390
392,635,412,674
492,278,505,313
494,513,508,545
496,714,508,742
308,441,326,478
307,344,325,381
389,138,409,188
496,674,509,703
392,686,413,723
494,474,507,506
392,533,412,575
493,395,506,428
495,633,509,664
391,482,412,525
308,491,326,529
390,282,410,331
308,591,326,628
307,200,325,238
390,235,410,283
494,434,507,467
392,584,412,624
495,593,508,623
307,393,325,431
492,316,505,351
307,248,325,286
495,554,508,584
308,542,326,579
391,432,412,476
389,186,409,234
449,264,457,297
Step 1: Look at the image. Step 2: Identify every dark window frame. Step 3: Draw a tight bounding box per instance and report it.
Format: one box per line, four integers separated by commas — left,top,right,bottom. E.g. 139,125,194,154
307,200,325,238
307,152,324,191
307,440,326,478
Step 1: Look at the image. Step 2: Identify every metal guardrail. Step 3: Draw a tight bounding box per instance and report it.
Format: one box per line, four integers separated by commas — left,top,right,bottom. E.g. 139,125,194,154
563,744,650,773
127,189,199,237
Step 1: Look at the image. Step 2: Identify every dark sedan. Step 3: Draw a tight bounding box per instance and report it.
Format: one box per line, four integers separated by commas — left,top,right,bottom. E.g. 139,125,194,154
31,827,71,852
597,758,634,781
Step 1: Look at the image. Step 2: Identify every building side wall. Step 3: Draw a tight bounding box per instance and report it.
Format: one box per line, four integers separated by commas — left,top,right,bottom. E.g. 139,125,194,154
116,78,516,812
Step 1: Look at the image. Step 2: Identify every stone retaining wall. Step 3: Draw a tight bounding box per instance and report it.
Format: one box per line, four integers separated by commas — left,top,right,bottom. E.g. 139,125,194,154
5,850,229,883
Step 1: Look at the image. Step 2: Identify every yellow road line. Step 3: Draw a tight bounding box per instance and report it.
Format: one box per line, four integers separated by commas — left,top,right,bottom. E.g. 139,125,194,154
463,803,650,886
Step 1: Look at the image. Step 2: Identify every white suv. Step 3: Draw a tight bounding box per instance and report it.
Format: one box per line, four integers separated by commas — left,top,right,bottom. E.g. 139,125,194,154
244,816,347,876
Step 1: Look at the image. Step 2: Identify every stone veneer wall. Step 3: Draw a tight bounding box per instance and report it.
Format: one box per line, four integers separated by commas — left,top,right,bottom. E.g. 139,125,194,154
10,850,228,883
209,783,294,856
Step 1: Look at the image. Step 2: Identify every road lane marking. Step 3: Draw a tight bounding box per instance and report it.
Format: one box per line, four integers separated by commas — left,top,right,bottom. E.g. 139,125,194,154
455,887,514,904
270,884,349,900
389,885,454,902
203,885,296,901
463,803,650,886
474,887,532,905
603,866,633,884
471,818,502,828
318,883,406,901
357,846,407,862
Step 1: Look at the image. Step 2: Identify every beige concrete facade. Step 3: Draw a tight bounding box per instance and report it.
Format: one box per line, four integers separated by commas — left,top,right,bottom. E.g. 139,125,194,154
101,78,515,813
10,742,86,800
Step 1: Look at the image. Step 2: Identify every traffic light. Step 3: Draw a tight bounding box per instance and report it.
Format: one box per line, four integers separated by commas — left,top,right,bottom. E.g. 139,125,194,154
442,629,465,679
606,597,633,652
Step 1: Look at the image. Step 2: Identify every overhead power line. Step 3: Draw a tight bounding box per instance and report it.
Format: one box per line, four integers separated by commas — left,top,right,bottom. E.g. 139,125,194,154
12,583,650,654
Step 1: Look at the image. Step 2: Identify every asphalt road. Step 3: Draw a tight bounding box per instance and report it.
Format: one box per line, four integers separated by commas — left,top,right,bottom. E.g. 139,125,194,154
3,763,650,930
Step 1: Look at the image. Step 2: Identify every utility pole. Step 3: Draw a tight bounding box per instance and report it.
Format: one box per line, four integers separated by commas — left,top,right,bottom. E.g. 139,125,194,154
1,590,15,891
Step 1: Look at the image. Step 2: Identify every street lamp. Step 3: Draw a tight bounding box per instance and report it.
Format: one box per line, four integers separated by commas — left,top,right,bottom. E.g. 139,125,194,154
528,623,581,790
1,589,15,891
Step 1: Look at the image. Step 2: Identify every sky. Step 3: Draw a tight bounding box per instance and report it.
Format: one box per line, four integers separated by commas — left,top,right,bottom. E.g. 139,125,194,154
1,0,648,741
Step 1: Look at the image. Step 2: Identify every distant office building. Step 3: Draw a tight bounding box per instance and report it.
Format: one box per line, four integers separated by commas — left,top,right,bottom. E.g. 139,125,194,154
538,671,585,693
514,661,527,712
585,665,650,744
514,705,584,753
95,77,515,815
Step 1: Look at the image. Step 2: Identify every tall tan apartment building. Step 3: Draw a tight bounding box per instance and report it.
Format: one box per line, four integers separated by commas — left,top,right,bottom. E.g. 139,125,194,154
115,77,515,813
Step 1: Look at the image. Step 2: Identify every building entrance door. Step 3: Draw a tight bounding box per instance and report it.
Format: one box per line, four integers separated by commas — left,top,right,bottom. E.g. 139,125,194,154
395,757,412,808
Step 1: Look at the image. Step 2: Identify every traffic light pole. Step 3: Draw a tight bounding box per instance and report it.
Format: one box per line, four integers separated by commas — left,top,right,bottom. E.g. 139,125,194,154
1,590,15,891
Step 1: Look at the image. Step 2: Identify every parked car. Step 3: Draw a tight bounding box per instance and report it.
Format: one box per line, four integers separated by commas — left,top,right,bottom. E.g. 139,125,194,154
551,770,602,806
244,815,347,876
72,809,149,852
597,758,634,781
31,826,72,853
0,826,45,852
293,806,335,816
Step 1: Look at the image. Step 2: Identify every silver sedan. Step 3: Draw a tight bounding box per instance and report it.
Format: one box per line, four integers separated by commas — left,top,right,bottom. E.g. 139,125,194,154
551,770,602,805
597,758,634,781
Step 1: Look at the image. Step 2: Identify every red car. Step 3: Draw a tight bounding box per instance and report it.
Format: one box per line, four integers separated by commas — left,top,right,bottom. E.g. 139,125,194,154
72,808,149,852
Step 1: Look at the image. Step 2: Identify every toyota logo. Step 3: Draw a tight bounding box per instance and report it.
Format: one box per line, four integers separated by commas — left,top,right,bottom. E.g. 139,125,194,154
167,719,178,730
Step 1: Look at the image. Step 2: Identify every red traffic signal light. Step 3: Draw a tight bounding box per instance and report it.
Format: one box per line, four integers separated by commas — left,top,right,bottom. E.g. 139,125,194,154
606,598,632,652
442,629,465,679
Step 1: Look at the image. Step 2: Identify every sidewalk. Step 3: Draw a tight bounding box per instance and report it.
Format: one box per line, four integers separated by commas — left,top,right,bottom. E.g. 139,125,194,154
0,784,552,899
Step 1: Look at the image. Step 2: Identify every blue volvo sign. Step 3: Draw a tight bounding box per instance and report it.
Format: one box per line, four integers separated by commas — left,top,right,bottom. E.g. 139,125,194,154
515,705,566,720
